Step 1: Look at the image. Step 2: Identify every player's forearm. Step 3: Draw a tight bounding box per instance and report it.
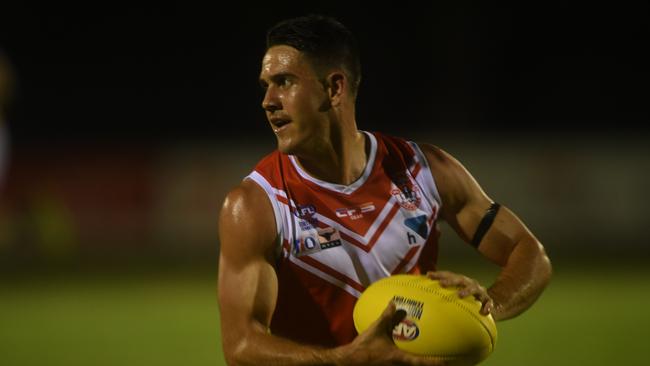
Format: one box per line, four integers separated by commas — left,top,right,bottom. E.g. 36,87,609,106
223,326,347,366
487,237,552,321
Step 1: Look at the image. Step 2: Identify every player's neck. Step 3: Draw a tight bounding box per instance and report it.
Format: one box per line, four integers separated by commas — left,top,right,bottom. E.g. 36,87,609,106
295,124,368,186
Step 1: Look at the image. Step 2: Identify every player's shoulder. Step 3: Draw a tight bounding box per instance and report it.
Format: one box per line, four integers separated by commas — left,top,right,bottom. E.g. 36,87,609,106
219,179,278,255
414,143,475,197
415,142,491,215
415,143,458,170
221,179,271,220
220,147,284,237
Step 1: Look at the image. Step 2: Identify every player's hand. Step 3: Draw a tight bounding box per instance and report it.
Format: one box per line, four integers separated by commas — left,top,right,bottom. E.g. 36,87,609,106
426,271,493,316
340,301,445,366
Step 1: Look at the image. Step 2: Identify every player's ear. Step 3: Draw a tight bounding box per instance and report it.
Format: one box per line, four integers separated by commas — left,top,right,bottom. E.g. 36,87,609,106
326,72,346,107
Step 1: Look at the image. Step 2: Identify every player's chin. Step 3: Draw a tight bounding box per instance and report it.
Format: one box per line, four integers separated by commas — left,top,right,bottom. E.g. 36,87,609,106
275,135,297,155
275,129,305,154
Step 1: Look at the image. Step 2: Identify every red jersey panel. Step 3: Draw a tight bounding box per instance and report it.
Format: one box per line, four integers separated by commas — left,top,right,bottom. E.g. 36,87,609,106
246,131,442,346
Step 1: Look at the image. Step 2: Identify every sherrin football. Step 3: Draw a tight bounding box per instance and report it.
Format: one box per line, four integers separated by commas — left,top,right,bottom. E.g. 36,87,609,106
353,274,497,365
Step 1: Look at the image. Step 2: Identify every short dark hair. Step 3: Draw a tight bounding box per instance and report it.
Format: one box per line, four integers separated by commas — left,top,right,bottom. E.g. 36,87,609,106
266,14,361,95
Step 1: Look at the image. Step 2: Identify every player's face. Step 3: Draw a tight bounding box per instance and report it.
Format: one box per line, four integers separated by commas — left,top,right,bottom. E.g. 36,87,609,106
259,45,330,155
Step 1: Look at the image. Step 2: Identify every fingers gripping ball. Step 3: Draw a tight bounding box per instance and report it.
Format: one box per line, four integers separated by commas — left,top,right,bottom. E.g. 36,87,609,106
353,274,497,365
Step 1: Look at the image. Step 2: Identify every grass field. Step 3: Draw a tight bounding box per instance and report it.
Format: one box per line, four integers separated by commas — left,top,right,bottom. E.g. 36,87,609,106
1,263,648,365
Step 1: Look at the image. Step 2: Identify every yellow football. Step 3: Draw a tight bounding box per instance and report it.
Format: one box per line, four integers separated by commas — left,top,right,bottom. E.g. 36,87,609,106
353,274,497,365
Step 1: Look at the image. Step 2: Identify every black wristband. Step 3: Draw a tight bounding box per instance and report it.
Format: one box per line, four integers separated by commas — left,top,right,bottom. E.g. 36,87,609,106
470,202,501,248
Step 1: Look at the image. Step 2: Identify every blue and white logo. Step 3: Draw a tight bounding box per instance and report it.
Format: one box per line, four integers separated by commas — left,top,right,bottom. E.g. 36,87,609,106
404,215,428,239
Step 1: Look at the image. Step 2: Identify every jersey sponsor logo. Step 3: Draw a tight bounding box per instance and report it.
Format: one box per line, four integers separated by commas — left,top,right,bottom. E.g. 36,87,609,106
299,220,314,231
335,202,376,220
391,184,421,211
406,231,418,245
404,215,428,239
294,204,317,220
292,236,321,257
392,319,420,341
294,204,318,230
317,227,342,249
293,227,342,257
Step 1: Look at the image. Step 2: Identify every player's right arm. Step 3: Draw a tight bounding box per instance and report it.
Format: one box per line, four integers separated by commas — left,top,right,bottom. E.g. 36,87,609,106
218,179,444,366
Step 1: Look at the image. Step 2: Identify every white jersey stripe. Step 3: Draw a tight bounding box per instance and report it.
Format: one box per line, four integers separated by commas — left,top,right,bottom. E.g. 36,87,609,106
246,171,284,237
288,255,362,298
288,132,378,195
409,142,442,207
270,186,401,245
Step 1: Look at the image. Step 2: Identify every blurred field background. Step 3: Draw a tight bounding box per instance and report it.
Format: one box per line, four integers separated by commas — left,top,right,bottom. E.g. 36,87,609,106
1,260,649,366
1,2,648,366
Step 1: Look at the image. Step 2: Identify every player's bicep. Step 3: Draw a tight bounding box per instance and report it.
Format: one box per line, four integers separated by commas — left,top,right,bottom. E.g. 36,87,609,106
420,143,521,264
475,205,540,266
217,181,279,342
218,254,278,331
420,144,490,239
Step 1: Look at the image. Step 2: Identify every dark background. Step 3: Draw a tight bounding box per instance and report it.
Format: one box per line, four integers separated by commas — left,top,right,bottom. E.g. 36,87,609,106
2,2,648,145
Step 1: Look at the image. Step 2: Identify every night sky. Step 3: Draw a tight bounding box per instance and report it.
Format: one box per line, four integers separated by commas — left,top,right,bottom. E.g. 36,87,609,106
1,2,648,145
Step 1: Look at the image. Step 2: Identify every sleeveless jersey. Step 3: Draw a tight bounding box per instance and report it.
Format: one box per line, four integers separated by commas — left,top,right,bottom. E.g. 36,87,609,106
246,131,442,347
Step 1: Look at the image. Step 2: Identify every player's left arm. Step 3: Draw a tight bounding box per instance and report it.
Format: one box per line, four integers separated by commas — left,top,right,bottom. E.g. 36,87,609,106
419,143,552,321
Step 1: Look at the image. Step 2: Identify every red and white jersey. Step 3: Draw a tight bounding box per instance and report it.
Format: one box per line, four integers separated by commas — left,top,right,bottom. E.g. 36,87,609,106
246,131,442,347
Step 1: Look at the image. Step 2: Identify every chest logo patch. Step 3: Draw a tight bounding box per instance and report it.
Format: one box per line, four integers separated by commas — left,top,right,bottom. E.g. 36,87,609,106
404,215,428,239
292,226,342,257
335,202,376,220
391,184,421,211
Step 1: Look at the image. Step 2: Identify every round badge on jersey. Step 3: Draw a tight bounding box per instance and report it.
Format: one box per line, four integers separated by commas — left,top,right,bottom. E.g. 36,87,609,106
391,184,421,211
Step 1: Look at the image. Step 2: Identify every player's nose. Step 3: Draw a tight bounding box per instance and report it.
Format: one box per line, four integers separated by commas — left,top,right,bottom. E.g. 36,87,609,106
262,87,281,112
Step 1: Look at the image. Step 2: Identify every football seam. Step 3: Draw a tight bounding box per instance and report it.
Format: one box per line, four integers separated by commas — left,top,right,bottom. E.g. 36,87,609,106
382,279,496,353
423,354,467,361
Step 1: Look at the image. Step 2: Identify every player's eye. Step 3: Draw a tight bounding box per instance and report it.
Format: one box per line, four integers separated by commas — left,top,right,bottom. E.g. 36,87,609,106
275,75,294,89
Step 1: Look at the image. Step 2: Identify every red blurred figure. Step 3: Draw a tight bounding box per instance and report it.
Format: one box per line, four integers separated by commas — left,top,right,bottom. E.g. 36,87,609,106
0,49,14,191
